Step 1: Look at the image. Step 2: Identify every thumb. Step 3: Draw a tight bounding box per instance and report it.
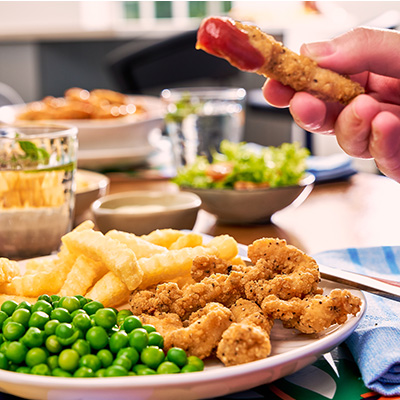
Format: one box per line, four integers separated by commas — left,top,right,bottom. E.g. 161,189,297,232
301,27,400,78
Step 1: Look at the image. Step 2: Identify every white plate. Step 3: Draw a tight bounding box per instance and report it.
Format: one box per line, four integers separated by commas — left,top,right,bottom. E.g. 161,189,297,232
77,144,155,170
0,275,365,400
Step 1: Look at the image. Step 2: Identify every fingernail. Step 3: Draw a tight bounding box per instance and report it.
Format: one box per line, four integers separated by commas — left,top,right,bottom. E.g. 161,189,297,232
302,41,335,60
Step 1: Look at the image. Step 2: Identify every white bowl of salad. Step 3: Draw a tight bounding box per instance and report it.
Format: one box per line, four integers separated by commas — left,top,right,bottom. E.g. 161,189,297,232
172,140,315,224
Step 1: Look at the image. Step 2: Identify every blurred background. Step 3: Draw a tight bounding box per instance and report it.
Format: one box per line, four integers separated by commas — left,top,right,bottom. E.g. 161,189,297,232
0,1,399,162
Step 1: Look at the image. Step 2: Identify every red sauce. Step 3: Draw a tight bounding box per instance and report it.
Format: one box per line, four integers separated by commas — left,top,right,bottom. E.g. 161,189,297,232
196,17,264,72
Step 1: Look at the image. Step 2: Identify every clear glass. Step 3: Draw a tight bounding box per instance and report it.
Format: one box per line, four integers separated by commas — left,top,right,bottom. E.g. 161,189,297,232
161,87,246,169
0,123,78,259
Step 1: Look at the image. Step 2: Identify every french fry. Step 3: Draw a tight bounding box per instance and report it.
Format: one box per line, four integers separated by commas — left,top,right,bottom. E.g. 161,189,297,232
2,257,72,296
140,229,186,249
86,272,130,308
169,233,203,250
62,229,143,291
58,255,108,297
206,235,238,260
105,230,167,259
0,258,20,285
138,246,219,289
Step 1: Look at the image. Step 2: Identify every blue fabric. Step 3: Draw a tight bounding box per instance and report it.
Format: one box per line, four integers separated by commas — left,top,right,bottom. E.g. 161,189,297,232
313,246,400,396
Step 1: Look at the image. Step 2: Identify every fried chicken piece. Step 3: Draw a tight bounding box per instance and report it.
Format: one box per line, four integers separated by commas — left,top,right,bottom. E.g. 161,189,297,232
191,255,232,282
196,17,364,105
217,299,274,366
261,289,362,334
141,303,233,359
245,238,322,302
130,271,245,320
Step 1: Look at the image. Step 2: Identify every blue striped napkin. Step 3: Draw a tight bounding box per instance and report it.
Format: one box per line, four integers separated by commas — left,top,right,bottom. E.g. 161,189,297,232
313,246,400,396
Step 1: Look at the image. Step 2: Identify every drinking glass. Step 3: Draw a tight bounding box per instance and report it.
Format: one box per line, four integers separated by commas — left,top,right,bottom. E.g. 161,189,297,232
161,87,246,169
0,123,78,259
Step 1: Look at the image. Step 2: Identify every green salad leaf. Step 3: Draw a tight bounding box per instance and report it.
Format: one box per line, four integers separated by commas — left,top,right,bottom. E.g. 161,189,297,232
172,140,310,189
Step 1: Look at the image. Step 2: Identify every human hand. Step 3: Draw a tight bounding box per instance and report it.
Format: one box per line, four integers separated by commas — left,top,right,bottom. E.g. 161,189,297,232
263,27,400,182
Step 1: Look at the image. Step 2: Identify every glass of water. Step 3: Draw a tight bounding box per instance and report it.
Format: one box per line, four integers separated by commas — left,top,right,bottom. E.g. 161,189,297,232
0,123,78,259
161,87,246,169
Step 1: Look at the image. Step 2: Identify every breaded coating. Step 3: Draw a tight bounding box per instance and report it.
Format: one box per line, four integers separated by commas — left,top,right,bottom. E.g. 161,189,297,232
130,271,245,320
245,238,322,302
149,303,233,359
140,312,183,336
261,289,362,334
191,255,232,282
196,17,364,105
217,299,273,366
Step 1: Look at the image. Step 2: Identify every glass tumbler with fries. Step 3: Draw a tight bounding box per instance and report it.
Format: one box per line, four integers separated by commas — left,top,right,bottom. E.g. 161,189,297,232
0,123,78,259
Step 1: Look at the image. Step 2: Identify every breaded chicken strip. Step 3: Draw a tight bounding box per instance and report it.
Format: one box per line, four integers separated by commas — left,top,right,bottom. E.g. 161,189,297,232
196,17,364,105
245,238,322,302
130,271,245,320
141,303,233,359
217,299,273,366
261,289,362,334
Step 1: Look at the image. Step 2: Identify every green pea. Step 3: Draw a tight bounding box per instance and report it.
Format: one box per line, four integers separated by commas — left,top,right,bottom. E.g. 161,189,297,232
11,308,31,327
52,367,72,377
58,296,81,314
86,326,108,350
109,331,129,354
44,320,60,336
58,349,80,372
70,309,85,319
3,321,25,341
76,354,99,372
166,347,187,368
50,295,60,303
0,352,8,370
72,339,91,357
1,300,18,316
74,295,89,308
134,366,156,375
31,363,51,376
31,300,53,316
21,327,44,348
72,313,91,332
180,364,201,373
104,365,128,377
113,355,132,371
50,308,72,323
74,366,95,378
122,316,142,333
116,347,139,365
142,324,156,334
5,341,28,364
38,294,52,304
28,311,50,330
95,368,106,377
140,346,165,370
128,328,148,352
148,332,164,348
25,347,48,367
187,356,204,371
157,361,180,374
116,309,132,326
97,349,114,368
45,335,62,354
0,341,10,354
47,354,59,370
15,301,32,312
94,308,117,330
0,311,9,328
83,301,104,316
16,366,31,374
56,323,74,339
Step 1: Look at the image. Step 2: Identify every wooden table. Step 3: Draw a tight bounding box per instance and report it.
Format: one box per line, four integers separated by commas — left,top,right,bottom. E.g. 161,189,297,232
105,172,400,255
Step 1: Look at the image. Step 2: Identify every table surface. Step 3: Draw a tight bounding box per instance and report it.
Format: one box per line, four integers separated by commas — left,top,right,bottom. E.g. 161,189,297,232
105,172,400,255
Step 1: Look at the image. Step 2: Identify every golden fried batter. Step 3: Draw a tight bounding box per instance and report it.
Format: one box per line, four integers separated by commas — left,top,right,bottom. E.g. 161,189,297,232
191,255,232,282
196,17,364,105
217,299,273,366
261,289,362,334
